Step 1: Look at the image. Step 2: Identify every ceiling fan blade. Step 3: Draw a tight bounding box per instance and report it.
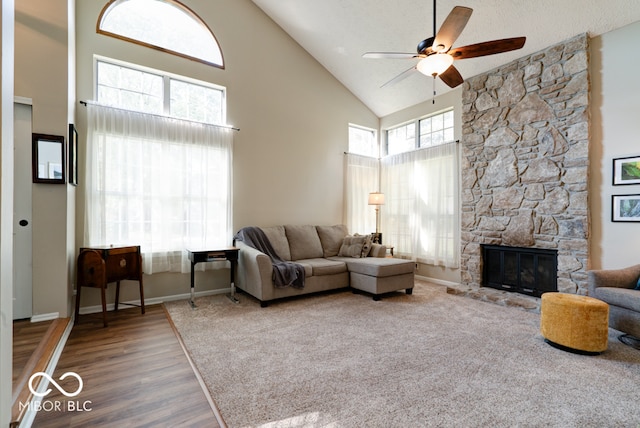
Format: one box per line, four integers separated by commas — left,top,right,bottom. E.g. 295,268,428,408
431,6,473,53
381,65,417,88
363,52,419,60
448,37,526,60
439,65,464,88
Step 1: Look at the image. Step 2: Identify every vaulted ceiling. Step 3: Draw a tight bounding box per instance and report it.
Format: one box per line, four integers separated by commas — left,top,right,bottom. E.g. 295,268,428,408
251,0,640,117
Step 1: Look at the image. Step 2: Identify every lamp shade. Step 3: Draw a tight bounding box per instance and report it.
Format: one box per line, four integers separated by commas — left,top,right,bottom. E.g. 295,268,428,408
416,54,454,77
368,192,385,205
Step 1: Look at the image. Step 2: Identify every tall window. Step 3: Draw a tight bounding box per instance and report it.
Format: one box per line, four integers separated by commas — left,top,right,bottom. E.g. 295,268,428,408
86,61,233,274
97,0,224,68
381,108,458,267
345,125,379,234
381,143,459,267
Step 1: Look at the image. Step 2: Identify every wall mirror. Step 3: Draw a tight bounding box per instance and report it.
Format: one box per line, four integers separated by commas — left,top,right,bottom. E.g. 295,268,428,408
32,133,65,184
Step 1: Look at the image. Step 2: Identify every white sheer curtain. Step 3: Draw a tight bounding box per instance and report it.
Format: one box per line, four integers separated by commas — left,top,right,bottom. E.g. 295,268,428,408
381,142,459,267
344,153,379,235
85,103,233,274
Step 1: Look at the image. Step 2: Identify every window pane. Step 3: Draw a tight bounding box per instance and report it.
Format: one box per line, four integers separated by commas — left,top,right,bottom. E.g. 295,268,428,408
97,61,163,114
99,0,223,67
418,109,454,149
349,125,377,157
443,110,454,128
420,133,433,148
170,79,224,124
387,123,416,155
420,117,431,134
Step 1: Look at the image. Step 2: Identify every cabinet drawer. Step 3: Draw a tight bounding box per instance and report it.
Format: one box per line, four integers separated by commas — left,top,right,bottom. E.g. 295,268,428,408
104,251,140,282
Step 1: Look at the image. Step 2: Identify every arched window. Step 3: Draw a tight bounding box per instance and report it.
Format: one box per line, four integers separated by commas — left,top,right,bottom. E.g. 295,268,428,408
97,0,224,68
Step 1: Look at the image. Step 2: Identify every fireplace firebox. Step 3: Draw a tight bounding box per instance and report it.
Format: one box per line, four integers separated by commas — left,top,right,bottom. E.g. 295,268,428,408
482,245,558,297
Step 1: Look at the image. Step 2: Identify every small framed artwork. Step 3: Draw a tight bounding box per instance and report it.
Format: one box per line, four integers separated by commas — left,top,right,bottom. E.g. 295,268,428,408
612,155,640,185
68,124,78,186
32,133,65,184
612,194,640,222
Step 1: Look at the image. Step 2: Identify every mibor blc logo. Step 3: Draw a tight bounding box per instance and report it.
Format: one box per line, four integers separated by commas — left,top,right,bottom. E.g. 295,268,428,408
21,371,92,413
29,372,83,397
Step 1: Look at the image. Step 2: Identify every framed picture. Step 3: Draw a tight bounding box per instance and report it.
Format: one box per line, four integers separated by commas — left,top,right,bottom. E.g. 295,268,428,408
612,155,640,185
68,124,78,186
612,194,640,222
32,133,65,184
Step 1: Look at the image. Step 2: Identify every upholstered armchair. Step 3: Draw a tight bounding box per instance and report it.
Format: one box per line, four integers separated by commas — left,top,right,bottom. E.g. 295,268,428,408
588,264,640,342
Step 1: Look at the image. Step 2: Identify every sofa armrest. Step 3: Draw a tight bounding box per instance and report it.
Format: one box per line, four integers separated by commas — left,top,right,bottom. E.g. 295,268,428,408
369,244,387,258
588,264,640,295
236,241,273,299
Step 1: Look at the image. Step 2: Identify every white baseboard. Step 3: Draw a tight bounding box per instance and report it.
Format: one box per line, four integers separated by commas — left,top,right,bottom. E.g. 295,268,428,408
415,274,460,288
30,312,60,323
78,287,231,315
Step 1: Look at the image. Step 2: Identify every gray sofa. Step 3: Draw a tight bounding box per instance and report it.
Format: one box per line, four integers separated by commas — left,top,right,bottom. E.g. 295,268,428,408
587,264,640,338
235,224,415,306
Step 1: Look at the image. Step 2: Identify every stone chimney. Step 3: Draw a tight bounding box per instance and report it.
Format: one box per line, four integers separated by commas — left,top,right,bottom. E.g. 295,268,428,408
459,34,590,295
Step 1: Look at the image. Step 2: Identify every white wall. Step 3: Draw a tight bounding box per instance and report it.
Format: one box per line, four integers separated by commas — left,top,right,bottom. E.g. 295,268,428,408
590,20,640,270
14,0,73,318
0,2,15,425
74,0,379,304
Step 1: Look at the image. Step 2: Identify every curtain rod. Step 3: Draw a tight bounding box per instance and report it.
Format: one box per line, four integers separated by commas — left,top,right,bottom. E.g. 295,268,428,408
79,100,240,131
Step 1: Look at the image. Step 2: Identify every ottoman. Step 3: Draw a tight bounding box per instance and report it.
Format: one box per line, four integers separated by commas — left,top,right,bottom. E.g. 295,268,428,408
540,292,609,354
342,257,415,300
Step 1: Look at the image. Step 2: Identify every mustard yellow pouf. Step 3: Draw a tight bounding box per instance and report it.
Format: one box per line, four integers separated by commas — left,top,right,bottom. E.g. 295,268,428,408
540,292,609,354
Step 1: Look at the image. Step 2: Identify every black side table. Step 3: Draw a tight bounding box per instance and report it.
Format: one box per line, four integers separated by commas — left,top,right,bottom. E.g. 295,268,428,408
186,247,239,308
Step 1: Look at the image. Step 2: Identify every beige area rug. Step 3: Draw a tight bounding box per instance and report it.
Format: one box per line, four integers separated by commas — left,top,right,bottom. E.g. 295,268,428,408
164,281,640,428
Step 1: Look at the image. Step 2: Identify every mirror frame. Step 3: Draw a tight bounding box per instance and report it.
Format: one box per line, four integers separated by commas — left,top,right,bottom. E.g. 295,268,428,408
32,133,66,184
68,124,78,186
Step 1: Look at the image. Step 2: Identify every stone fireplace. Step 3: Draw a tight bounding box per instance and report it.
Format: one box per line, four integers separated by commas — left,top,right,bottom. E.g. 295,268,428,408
460,34,590,296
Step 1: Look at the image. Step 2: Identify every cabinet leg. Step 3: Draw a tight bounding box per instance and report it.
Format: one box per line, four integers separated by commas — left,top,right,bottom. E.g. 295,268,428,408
101,286,108,328
74,286,82,322
115,281,120,311
139,279,145,314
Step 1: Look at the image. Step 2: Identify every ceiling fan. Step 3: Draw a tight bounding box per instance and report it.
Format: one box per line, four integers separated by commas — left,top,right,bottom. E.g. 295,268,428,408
363,4,526,89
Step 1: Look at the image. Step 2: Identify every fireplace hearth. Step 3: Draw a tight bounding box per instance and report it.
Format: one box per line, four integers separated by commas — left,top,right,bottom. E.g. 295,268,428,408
482,245,558,297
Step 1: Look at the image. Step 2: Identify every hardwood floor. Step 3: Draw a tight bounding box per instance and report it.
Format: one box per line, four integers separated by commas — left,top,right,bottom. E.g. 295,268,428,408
32,304,225,428
12,319,54,385
12,318,70,425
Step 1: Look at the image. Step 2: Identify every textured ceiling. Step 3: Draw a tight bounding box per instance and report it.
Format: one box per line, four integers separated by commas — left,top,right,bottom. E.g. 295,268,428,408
251,0,640,117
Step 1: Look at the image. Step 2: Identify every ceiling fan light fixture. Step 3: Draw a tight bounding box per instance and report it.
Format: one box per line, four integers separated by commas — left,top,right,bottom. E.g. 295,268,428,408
416,54,454,77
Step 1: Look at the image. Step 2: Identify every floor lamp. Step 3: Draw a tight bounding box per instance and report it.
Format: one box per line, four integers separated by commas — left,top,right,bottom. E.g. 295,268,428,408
368,192,384,244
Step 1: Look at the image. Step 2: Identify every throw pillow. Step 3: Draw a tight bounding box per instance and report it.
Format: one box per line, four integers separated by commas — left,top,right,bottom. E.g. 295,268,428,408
316,225,348,257
635,276,640,290
285,225,324,260
338,234,368,258
361,234,373,257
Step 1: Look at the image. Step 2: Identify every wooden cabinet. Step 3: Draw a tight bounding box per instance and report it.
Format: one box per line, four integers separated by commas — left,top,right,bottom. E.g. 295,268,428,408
82,245,143,284
76,245,144,327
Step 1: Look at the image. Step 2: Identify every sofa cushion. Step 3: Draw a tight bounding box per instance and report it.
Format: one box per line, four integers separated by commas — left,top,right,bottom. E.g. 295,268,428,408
297,258,348,276
316,225,348,257
593,287,640,312
285,225,324,260
260,226,291,261
333,257,415,278
338,234,371,258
